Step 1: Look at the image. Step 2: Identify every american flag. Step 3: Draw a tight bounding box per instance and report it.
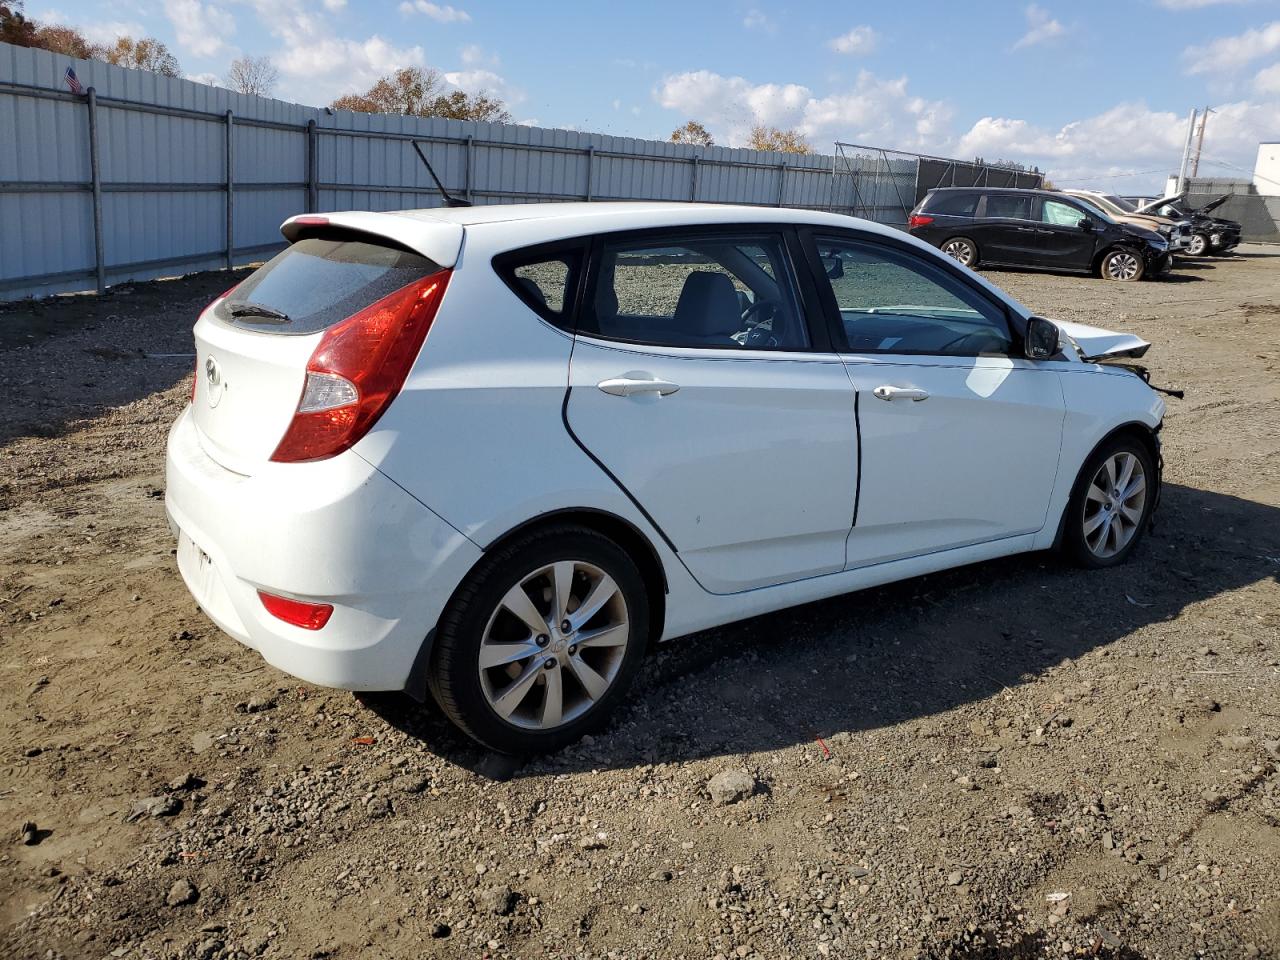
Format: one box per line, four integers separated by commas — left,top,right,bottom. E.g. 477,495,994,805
64,66,83,95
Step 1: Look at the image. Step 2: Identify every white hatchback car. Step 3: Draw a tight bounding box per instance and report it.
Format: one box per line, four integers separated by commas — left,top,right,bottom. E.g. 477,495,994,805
167,202,1166,753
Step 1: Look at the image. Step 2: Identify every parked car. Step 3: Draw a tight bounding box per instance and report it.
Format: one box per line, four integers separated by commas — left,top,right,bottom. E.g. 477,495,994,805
167,202,1166,753
907,186,1172,281
1060,189,1192,253
1132,194,1241,256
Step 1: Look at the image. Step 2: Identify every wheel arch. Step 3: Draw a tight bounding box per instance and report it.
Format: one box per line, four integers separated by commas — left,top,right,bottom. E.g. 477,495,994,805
1091,243,1144,277
1051,420,1161,550
403,507,669,702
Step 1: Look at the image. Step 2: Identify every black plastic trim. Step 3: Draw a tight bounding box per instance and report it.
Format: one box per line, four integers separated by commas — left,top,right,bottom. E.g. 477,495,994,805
852,389,863,528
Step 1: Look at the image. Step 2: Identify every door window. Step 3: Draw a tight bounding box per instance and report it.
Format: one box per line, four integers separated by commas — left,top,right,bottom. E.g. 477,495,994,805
1042,199,1084,227
983,193,1033,220
814,237,1013,357
582,234,808,350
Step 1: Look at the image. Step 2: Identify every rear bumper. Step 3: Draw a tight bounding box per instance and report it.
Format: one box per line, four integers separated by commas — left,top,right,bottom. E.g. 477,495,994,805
164,407,482,691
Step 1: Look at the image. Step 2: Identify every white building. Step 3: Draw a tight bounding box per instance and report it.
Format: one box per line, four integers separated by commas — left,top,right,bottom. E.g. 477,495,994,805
1254,142,1280,196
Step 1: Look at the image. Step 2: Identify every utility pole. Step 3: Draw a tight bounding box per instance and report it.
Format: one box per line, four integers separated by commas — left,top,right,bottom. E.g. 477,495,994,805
1177,107,1197,194
1190,106,1213,178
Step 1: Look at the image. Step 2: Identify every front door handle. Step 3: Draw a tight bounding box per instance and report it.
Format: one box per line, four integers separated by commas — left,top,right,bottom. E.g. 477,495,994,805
597,375,681,398
872,385,929,402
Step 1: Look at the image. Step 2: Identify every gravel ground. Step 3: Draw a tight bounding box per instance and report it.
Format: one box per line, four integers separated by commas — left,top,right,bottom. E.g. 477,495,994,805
1,248,1278,960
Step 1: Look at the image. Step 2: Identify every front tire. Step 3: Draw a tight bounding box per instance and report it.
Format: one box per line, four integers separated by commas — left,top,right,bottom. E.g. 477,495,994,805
428,525,649,754
1100,247,1145,282
1186,232,1209,257
1062,435,1155,569
941,236,979,268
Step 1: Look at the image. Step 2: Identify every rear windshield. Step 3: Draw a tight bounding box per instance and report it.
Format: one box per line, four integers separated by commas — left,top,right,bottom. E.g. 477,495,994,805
217,236,442,335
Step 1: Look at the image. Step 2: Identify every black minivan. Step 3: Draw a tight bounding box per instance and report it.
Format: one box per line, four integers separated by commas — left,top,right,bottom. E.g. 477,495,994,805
907,187,1172,282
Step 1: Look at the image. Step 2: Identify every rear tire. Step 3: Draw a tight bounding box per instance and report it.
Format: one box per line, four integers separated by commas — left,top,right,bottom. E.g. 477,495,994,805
1100,247,1145,282
1062,434,1155,569
429,525,649,755
941,237,979,268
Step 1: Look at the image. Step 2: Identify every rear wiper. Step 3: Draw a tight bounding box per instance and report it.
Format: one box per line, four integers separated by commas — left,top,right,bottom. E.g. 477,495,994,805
225,301,291,324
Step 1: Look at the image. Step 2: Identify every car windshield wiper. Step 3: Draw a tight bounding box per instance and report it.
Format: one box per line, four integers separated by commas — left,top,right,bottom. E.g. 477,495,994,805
225,300,291,324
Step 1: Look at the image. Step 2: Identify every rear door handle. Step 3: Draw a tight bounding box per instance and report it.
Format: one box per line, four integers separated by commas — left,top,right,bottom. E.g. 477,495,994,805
597,375,681,397
872,385,929,402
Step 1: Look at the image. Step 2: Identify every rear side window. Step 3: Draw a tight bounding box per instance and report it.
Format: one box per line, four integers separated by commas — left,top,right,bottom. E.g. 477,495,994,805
493,243,585,329
219,236,441,335
923,192,978,217
983,194,1033,220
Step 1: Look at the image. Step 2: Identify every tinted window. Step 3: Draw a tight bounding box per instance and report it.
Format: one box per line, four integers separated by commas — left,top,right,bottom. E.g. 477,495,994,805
494,244,584,328
1042,199,1084,227
218,237,440,335
583,234,808,350
983,194,1033,219
815,236,1012,357
924,192,978,217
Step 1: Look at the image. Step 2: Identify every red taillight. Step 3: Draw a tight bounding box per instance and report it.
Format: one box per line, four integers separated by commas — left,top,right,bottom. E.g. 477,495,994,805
291,216,330,228
907,214,934,228
258,590,333,630
270,270,452,463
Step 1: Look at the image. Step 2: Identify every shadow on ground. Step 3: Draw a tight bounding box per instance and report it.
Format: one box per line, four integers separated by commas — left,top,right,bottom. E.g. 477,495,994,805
365,482,1280,778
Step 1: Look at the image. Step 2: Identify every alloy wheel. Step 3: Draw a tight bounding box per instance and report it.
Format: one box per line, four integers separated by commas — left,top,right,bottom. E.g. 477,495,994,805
477,560,630,730
1081,451,1147,559
942,239,974,266
1187,234,1208,256
1105,251,1141,281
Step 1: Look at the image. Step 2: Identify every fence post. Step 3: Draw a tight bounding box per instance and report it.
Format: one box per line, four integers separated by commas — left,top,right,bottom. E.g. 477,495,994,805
585,145,595,201
776,162,788,207
689,155,700,202
306,119,318,212
464,134,474,203
224,110,234,271
86,87,106,294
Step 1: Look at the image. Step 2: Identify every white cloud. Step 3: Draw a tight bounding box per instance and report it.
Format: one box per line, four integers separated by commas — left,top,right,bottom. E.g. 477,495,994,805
655,68,949,151
1013,4,1064,50
742,10,773,31
323,0,347,9
398,1,470,22
278,35,426,101
443,67,525,104
829,26,878,56
1256,61,1280,92
185,71,219,85
33,10,146,45
1185,20,1280,73
164,0,236,59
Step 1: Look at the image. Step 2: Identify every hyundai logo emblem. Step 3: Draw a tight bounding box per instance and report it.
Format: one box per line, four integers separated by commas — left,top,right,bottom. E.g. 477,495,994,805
205,356,225,408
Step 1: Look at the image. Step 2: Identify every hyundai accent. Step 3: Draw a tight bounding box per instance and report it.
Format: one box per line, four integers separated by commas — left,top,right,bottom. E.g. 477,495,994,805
166,202,1166,753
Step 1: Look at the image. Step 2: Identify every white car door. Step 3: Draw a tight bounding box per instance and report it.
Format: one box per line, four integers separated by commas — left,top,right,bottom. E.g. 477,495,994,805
807,233,1065,568
565,229,858,595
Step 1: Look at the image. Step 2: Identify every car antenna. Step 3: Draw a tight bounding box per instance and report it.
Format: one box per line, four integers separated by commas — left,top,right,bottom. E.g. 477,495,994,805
412,140,472,207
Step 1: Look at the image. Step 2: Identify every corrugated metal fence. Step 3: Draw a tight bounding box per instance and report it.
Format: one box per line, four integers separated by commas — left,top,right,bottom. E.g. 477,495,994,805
1183,178,1280,243
1,42,849,302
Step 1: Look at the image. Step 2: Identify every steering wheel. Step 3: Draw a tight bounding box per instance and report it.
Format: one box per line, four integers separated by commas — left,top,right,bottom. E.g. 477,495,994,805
741,298,782,347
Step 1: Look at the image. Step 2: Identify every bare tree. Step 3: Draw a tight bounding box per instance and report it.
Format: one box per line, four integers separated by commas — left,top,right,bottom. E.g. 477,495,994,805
746,124,813,154
330,66,512,123
226,55,279,97
669,120,714,147
98,36,181,77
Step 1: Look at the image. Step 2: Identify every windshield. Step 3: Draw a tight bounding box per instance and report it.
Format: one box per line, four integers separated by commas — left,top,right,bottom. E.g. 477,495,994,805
1073,197,1116,224
1104,194,1138,213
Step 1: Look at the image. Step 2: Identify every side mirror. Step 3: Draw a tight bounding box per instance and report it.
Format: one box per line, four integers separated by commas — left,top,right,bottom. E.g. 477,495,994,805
1078,218,1094,232
1024,316,1059,360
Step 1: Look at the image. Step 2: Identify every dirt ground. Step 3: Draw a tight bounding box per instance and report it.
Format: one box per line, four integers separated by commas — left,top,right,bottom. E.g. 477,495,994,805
1,248,1278,960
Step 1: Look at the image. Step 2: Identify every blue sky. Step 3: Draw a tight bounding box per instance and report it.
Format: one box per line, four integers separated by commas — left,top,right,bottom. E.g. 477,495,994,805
32,0,1280,191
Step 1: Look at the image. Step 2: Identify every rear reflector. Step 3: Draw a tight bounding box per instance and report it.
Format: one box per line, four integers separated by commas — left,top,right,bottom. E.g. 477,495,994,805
271,270,452,463
907,214,934,228
258,590,333,630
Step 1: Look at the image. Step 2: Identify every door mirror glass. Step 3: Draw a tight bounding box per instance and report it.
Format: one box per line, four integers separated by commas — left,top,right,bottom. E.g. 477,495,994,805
1024,316,1059,360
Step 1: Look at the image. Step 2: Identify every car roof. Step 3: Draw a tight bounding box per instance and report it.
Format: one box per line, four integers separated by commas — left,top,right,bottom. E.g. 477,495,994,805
927,186,1052,196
